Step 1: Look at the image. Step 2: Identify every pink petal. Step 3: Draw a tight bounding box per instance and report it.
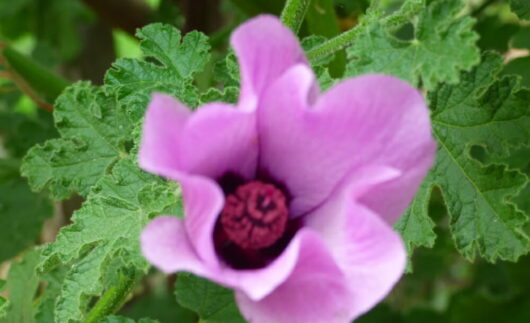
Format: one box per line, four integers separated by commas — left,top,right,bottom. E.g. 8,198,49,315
139,93,191,176
179,174,225,267
179,103,258,180
305,180,407,319
142,218,310,301
258,68,435,222
235,230,353,323
231,15,309,111
141,216,207,274
139,94,258,181
213,229,306,301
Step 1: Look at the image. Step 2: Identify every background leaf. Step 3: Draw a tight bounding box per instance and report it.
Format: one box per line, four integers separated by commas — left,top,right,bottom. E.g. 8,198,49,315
175,273,245,323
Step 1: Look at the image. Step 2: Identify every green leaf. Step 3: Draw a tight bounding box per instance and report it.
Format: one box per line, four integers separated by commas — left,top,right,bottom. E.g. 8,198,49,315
0,109,57,159
100,316,159,323
510,0,530,20
38,157,179,322
395,179,436,254
512,26,530,50
175,273,245,323
200,87,239,105
0,249,41,323
412,52,530,262
119,286,196,323
475,16,519,52
0,280,6,319
105,23,210,121
21,82,132,200
346,0,479,90
34,265,68,323
502,57,530,89
0,298,6,320
0,159,53,262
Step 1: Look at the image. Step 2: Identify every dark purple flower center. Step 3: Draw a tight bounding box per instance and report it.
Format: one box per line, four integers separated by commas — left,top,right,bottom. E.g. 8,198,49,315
214,173,302,269
220,181,288,250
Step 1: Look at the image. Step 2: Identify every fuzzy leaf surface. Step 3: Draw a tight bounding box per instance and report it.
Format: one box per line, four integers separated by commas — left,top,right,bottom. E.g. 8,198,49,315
38,157,179,322
408,52,530,261
346,0,479,90
105,23,210,121
21,83,132,200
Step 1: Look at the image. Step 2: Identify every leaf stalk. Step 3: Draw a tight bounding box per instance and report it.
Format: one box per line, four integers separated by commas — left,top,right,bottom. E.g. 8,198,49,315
280,0,311,33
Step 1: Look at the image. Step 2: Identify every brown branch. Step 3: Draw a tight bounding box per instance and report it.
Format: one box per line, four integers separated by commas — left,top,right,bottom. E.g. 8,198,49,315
5,69,54,112
177,0,223,34
81,0,151,36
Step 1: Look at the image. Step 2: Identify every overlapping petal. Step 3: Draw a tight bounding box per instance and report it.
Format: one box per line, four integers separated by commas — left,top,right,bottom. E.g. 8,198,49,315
236,230,353,323
139,95,259,266
258,65,435,222
231,15,309,111
305,172,407,319
139,94,258,181
141,216,313,301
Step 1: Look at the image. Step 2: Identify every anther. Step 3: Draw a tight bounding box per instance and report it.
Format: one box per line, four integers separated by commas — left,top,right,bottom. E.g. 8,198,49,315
220,181,288,250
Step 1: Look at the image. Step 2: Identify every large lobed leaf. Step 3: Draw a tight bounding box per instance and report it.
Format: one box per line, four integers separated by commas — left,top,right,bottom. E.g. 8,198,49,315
38,157,179,322
16,23,211,321
346,0,479,90
21,83,132,200
399,52,530,262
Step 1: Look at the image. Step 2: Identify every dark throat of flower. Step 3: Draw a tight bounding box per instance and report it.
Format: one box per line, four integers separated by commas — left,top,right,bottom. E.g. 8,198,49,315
214,174,302,269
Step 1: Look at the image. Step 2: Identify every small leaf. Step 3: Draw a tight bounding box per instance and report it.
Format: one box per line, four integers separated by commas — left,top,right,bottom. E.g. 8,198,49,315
105,24,210,121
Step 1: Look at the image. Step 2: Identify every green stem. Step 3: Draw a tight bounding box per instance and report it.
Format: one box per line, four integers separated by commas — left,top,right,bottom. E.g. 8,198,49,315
1,46,69,109
306,26,362,62
83,271,138,323
280,0,311,33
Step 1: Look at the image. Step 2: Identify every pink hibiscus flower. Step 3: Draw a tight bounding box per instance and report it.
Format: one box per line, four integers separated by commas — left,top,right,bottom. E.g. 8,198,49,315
139,15,435,323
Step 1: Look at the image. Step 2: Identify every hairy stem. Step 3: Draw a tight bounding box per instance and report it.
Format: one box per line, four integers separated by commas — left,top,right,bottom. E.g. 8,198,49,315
83,271,138,323
280,0,311,33
306,26,362,62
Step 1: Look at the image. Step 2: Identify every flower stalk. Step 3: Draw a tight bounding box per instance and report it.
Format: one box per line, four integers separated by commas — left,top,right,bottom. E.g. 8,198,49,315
280,0,311,33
